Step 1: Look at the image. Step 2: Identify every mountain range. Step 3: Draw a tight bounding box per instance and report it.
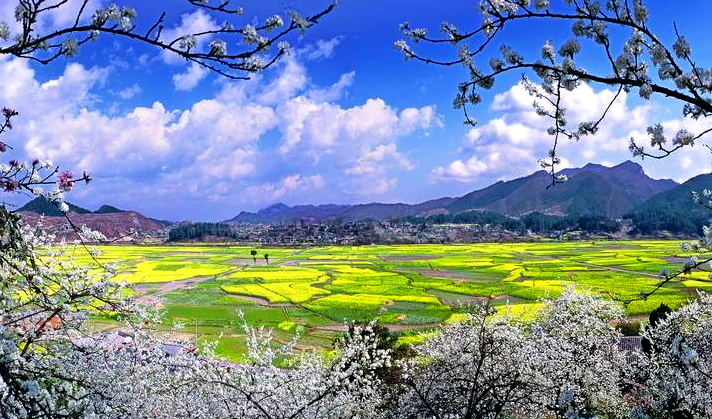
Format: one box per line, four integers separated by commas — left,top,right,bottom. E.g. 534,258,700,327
227,161,679,224
15,160,708,238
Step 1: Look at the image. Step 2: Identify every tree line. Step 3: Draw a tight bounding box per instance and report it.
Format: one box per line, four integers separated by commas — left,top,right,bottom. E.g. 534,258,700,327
168,222,240,241
399,211,621,233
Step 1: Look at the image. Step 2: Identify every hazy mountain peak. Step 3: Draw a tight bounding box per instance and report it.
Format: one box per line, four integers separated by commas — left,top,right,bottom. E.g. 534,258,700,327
257,203,290,216
612,160,643,174
95,204,126,214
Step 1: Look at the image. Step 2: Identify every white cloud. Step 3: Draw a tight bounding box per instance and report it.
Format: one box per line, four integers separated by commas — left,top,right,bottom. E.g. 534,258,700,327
244,174,326,203
346,143,414,176
117,84,142,99
358,177,398,195
299,37,342,60
307,71,355,103
172,63,208,91
258,58,308,105
0,54,437,216
278,96,438,155
430,81,707,184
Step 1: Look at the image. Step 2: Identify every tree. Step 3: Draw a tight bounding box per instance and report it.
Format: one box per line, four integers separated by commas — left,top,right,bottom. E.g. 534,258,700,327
392,288,630,418
396,0,712,300
642,302,673,354
263,253,269,264
0,1,334,416
632,294,712,417
250,249,258,263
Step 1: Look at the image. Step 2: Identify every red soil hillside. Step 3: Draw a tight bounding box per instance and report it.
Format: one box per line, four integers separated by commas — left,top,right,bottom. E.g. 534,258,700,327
19,210,165,242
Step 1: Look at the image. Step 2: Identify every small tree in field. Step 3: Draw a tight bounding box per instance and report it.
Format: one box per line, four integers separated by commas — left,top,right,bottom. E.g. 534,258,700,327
396,0,712,300
264,253,269,264
250,249,258,263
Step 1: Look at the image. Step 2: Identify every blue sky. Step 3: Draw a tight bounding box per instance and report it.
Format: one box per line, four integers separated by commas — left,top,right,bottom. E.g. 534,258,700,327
1,0,711,220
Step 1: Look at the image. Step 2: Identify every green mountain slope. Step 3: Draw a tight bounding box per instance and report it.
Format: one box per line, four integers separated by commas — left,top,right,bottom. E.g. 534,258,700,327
446,161,676,219
626,173,712,234
17,197,91,216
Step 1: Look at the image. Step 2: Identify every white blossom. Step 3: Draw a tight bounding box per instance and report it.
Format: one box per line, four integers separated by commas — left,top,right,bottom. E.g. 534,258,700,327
673,36,691,58
639,82,653,99
265,14,284,30
287,10,310,30
209,39,227,57
0,22,9,40
62,37,79,58
242,25,267,46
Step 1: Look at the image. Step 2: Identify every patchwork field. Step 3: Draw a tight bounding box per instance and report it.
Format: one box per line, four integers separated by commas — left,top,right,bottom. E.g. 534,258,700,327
78,241,712,361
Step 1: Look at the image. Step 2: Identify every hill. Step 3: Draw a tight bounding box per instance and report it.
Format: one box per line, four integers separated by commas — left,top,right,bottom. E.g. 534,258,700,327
17,197,92,216
227,161,676,224
227,198,455,225
16,198,166,241
19,211,164,242
94,204,126,214
446,161,677,218
625,173,712,234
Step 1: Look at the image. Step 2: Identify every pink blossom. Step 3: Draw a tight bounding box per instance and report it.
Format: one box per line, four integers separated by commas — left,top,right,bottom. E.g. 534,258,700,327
2,107,17,118
3,179,19,192
58,171,73,191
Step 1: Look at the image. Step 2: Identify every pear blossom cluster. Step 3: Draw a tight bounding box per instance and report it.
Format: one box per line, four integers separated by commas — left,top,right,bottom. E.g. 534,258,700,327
630,293,712,417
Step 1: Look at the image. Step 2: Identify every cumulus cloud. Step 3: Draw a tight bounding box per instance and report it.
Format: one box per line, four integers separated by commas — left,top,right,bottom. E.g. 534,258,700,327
278,96,438,156
117,84,142,99
307,71,355,103
244,174,326,203
299,37,343,60
172,63,209,91
431,81,706,184
1,54,437,217
357,177,398,196
346,143,414,176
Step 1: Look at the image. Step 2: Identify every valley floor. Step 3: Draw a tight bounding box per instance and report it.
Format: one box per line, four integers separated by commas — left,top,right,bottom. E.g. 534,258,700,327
78,240,710,361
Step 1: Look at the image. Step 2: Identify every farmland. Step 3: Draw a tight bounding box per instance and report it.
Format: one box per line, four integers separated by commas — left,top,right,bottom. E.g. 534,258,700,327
79,240,711,361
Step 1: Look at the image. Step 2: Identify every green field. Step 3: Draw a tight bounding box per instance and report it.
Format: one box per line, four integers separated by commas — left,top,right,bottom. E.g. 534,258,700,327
78,241,712,361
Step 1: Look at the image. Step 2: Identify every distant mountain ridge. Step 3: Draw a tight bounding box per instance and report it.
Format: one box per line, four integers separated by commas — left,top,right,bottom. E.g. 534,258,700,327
227,160,678,224
448,161,677,218
16,197,166,241
16,197,131,216
624,173,712,234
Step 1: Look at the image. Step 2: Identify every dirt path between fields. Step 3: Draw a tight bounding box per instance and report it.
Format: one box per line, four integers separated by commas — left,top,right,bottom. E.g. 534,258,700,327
379,255,440,261
134,276,213,296
314,323,440,332
518,252,662,279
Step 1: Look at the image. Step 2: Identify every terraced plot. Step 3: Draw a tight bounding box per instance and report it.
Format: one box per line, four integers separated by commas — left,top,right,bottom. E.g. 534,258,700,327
79,240,711,361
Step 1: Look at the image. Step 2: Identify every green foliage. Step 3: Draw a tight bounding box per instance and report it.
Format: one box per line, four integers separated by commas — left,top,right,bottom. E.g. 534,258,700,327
168,222,237,241
18,196,91,216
